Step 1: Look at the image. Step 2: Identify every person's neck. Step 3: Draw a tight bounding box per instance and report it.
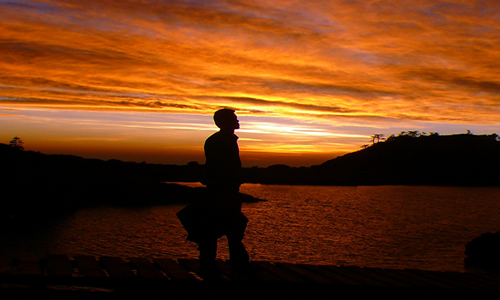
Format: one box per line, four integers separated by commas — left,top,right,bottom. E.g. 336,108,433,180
220,128,235,134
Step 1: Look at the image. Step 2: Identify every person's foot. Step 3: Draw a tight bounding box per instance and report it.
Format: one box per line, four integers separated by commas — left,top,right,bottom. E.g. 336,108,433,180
227,260,258,275
199,262,221,279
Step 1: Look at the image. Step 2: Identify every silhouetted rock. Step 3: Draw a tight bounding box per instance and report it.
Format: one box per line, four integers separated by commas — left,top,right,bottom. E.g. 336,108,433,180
465,232,500,271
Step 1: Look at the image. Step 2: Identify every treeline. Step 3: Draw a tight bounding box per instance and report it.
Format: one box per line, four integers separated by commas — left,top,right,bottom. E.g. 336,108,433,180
362,130,499,148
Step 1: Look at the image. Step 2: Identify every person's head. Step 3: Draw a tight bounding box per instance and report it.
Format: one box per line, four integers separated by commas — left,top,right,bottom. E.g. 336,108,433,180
214,108,239,131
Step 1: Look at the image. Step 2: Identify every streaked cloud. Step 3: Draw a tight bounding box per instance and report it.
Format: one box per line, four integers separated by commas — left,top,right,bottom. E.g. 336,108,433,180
0,0,499,166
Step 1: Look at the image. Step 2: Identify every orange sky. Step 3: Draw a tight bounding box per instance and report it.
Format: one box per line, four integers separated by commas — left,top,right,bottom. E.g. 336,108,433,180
1,0,499,167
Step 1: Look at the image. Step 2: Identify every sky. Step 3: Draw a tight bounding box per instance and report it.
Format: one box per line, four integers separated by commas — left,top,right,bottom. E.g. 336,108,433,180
0,0,499,167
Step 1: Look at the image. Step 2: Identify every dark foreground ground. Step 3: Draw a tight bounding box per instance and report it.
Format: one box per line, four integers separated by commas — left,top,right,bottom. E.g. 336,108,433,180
1,254,499,300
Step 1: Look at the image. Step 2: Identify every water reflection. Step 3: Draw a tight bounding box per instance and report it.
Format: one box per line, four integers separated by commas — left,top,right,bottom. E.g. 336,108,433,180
240,184,500,272
1,184,500,272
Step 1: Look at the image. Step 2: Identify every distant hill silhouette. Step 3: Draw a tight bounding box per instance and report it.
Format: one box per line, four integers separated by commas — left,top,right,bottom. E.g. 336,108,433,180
0,144,258,220
313,133,500,186
242,133,500,186
1,132,498,220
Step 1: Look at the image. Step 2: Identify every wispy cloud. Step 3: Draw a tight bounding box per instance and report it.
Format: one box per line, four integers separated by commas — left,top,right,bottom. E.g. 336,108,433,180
0,0,499,165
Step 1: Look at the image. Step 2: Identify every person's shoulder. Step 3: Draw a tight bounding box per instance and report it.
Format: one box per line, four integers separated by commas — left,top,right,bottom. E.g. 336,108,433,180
205,131,237,144
206,131,221,141
205,131,222,146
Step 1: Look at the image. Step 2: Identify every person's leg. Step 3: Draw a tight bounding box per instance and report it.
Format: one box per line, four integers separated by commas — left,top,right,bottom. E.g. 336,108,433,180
198,238,218,271
227,231,249,267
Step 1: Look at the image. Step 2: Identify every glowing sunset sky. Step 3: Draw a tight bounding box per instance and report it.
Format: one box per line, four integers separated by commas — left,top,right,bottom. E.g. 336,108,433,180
1,0,499,167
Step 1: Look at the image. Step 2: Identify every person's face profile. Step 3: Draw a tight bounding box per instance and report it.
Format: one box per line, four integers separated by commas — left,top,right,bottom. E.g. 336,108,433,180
232,113,240,130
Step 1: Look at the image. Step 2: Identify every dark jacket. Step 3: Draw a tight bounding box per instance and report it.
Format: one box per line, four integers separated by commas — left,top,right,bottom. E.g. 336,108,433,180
177,130,247,243
204,130,242,193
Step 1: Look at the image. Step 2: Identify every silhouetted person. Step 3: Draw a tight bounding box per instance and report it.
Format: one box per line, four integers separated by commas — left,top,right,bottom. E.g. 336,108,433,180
177,109,249,273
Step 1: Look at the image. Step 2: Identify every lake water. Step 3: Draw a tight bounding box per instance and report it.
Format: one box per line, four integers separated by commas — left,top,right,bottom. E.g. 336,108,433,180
2,184,500,272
